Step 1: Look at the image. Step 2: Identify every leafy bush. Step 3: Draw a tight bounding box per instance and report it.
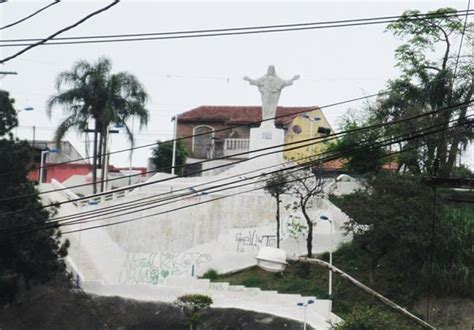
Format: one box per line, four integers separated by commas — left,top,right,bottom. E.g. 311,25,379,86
176,294,213,330
202,269,218,281
334,305,413,330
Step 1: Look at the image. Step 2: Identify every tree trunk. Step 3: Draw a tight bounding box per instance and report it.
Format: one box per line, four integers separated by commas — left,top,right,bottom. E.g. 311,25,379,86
301,205,313,258
100,127,108,192
369,258,377,286
275,193,280,248
92,121,98,194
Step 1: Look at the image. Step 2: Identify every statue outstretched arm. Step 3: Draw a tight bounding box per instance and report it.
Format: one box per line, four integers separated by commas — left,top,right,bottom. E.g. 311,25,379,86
243,76,260,86
283,75,300,87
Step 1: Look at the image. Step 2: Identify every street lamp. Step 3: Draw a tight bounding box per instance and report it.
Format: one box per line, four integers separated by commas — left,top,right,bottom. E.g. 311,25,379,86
319,214,333,298
297,299,315,330
255,247,436,329
255,246,287,273
17,106,34,113
171,114,178,176
14,107,34,139
39,147,59,183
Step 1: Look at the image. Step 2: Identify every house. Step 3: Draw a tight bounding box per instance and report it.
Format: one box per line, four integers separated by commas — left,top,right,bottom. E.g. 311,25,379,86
27,140,91,183
175,105,335,175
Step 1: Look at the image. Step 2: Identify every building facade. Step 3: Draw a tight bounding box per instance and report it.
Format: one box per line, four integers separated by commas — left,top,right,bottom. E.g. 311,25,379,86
176,105,334,165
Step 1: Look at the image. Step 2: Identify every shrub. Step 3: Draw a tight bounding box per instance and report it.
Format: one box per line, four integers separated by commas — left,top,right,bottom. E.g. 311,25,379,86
202,269,218,281
242,276,265,288
175,294,213,330
334,305,412,330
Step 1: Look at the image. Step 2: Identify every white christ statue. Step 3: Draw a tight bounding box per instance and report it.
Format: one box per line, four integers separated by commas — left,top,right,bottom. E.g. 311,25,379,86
244,65,299,127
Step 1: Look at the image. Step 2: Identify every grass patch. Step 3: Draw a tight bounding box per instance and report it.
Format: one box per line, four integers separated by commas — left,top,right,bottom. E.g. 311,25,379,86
215,242,422,329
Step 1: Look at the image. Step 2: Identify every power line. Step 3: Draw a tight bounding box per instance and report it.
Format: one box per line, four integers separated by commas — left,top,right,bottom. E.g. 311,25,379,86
4,70,465,180
0,1,60,31
3,121,466,240
0,1,119,64
34,116,472,230
3,113,470,240
1,10,472,48
0,100,471,227
0,91,386,180
2,113,470,236
453,0,472,79
1,98,470,207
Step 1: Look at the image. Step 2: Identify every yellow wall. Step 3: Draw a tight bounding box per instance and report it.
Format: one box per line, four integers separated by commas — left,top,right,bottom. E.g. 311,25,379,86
283,108,333,163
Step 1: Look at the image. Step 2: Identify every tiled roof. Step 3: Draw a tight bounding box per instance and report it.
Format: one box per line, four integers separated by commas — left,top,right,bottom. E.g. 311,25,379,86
178,105,319,126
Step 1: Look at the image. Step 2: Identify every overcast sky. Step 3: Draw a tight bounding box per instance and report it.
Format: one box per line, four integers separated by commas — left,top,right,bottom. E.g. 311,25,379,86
1,0,472,169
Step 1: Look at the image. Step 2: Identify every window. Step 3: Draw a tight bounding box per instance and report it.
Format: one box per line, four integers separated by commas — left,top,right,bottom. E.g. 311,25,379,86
192,125,214,159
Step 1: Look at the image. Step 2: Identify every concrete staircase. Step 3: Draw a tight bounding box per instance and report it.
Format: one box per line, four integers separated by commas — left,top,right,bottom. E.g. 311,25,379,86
82,277,341,329
40,180,343,329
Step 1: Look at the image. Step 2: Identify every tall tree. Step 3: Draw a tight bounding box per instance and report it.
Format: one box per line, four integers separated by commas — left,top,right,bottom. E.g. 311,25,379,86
326,109,387,174
47,57,149,193
287,167,325,258
151,139,189,175
0,90,18,137
374,8,473,176
334,174,435,286
0,94,69,304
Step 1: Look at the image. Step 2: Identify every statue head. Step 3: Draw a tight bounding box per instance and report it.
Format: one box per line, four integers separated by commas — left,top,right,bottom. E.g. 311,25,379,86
267,65,276,75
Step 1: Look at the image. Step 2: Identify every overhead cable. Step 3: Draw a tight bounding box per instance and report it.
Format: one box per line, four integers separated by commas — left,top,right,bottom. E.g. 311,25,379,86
0,1,60,31
0,1,119,64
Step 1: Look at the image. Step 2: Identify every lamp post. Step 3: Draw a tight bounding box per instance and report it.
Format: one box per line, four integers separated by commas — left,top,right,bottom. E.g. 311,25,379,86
320,214,333,298
39,147,59,183
297,299,315,330
14,107,34,139
17,107,34,113
171,114,178,175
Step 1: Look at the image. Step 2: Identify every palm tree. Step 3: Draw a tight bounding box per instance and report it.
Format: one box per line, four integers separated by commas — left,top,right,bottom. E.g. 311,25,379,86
47,57,149,193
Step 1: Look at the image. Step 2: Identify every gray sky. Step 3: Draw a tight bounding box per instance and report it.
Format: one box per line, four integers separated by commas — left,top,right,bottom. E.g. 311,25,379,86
1,0,472,169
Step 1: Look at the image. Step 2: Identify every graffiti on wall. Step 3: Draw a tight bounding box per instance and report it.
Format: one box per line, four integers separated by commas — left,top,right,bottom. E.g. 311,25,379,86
235,229,276,253
234,215,308,253
119,252,211,285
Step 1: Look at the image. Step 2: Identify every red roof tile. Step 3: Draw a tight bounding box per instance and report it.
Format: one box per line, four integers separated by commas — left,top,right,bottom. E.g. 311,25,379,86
178,105,319,126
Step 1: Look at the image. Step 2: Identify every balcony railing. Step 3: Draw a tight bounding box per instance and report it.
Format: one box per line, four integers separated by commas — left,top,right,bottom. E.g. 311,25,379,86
223,138,249,158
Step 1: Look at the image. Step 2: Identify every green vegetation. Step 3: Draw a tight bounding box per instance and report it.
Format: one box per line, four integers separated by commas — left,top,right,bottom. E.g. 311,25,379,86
0,90,18,137
335,305,412,330
151,139,189,175
286,170,325,257
216,172,472,328
326,114,387,174
0,91,70,305
330,8,473,178
201,268,219,281
47,57,149,193
216,247,418,329
175,294,213,330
